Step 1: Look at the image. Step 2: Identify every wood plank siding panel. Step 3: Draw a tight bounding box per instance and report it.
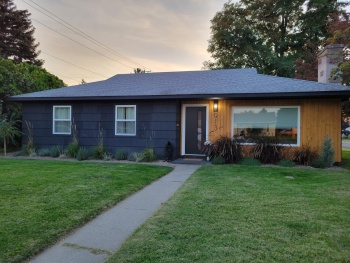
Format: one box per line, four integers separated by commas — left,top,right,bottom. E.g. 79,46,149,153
182,99,342,162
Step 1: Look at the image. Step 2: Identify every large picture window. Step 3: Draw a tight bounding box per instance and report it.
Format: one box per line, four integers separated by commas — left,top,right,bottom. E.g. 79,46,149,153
53,106,71,134
232,106,300,145
115,105,136,135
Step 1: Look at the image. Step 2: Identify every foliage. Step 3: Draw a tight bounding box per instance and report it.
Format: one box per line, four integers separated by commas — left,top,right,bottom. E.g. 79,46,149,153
0,0,42,66
66,141,79,158
139,148,157,162
0,159,172,263
251,137,282,164
92,125,107,159
134,68,146,73
203,136,242,164
37,148,50,157
49,145,62,158
293,145,319,166
240,157,262,166
277,159,296,167
115,149,127,160
317,135,335,167
205,0,348,78
0,58,65,115
77,147,90,161
0,113,21,156
22,120,36,155
127,152,139,162
211,156,225,165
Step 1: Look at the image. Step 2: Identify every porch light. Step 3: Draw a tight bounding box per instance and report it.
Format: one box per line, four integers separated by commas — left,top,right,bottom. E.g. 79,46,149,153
213,100,218,112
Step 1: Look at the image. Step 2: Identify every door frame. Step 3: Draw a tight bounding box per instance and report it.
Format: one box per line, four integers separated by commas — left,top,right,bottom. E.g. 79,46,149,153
181,104,209,155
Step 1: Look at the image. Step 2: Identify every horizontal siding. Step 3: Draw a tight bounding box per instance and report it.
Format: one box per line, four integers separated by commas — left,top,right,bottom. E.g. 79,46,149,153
22,100,181,159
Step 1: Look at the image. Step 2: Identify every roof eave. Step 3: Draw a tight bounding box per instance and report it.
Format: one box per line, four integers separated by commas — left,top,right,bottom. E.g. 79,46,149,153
8,91,350,102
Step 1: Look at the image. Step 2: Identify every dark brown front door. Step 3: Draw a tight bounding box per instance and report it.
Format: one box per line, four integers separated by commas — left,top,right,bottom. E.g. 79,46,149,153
185,107,206,154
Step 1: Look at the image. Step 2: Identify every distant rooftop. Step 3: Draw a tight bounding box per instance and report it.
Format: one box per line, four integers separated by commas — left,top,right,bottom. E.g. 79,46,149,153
10,68,350,101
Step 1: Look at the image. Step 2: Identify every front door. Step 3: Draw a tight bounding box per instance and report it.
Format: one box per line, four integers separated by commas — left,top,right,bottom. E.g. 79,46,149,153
185,106,207,155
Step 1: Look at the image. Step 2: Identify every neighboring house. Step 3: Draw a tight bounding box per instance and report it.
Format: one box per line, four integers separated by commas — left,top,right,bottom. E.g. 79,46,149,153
9,66,350,163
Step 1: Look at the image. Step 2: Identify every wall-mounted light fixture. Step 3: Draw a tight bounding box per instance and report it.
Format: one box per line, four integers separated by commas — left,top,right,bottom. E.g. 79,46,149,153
213,100,218,112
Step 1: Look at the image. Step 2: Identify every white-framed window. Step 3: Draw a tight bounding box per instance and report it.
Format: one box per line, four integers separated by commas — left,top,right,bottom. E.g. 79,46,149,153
53,106,71,134
115,105,136,136
232,106,300,146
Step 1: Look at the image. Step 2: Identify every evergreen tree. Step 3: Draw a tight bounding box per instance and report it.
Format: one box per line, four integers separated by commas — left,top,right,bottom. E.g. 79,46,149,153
0,0,43,66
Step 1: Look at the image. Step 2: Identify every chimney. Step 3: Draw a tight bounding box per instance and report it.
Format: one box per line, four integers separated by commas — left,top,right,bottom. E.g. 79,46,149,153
317,44,344,84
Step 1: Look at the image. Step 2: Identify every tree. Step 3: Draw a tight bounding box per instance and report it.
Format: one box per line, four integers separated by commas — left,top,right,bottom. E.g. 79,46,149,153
206,0,348,78
0,113,21,156
134,68,146,73
0,0,43,66
0,58,65,116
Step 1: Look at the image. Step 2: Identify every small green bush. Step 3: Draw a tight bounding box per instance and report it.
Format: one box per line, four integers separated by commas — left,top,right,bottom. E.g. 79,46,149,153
277,159,296,167
127,152,139,162
50,146,62,158
240,158,262,166
318,135,334,167
115,149,127,160
77,147,90,161
139,148,157,162
92,145,108,160
313,158,326,169
23,141,36,156
211,156,225,165
38,148,50,157
66,141,79,158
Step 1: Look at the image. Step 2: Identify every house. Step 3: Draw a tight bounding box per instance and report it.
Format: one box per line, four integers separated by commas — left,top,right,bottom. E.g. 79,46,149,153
9,56,350,163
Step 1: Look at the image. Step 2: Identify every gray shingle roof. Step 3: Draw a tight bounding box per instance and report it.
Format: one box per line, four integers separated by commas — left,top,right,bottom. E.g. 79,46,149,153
10,68,350,101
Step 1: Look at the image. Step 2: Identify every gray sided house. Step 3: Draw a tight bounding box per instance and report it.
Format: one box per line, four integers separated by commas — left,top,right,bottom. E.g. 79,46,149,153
10,68,350,162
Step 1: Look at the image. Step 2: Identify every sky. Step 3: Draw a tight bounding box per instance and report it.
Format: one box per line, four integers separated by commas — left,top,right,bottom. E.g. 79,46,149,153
13,0,228,86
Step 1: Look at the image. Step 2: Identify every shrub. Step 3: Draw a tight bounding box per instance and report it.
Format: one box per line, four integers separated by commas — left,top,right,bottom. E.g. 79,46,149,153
127,152,139,162
38,148,50,157
313,158,326,169
139,148,157,162
277,159,296,167
317,135,334,167
293,145,319,166
115,149,127,160
50,146,62,158
92,145,108,160
77,147,90,161
240,158,262,166
205,136,242,164
103,152,113,161
211,156,225,165
251,136,282,164
66,141,79,158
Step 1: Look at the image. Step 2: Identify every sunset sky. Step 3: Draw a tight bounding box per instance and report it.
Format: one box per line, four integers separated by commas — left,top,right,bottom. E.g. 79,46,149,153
14,0,228,85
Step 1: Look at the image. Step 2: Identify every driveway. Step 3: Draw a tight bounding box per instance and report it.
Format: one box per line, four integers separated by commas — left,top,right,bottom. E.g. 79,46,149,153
342,142,350,149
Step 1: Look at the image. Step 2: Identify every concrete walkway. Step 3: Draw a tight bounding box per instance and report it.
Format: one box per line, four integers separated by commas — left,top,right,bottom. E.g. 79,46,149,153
32,164,200,263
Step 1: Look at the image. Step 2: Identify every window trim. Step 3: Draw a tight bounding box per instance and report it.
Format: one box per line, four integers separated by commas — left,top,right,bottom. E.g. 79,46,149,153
53,105,72,135
115,105,137,136
231,106,300,146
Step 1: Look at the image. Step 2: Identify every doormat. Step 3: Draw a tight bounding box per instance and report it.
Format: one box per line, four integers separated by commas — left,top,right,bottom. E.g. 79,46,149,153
182,158,203,161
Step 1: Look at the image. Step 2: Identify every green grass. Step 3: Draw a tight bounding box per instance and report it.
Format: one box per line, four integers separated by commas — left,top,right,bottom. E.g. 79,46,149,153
108,165,350,263
0,159,172,263
342,138,350,142
342,148,350,170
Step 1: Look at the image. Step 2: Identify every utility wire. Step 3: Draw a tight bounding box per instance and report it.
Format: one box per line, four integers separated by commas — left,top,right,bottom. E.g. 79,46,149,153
22,0,150,71
31,17,136,70
41,51,109,78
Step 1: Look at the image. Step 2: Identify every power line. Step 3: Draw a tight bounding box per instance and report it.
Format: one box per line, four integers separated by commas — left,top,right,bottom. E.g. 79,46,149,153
22,0,150,71
41,51,109,78
31,17,137,70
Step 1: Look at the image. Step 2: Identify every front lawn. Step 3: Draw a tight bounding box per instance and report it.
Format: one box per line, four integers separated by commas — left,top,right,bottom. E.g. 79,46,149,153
342,148,350,170
108,165,350,263
0,159,172,263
